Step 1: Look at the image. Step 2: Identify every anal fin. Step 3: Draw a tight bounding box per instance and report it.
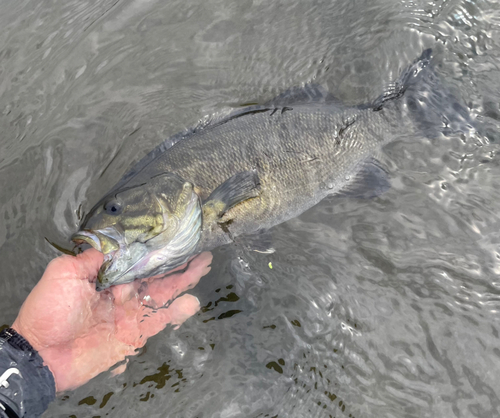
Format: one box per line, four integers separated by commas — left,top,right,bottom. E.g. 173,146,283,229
337,159,391,199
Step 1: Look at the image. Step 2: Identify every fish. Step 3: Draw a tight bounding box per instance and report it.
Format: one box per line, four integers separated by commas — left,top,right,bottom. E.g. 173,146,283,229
72,49,475,290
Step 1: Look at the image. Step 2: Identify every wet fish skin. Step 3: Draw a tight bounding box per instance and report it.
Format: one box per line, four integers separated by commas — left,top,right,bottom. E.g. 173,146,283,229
157,103,400,250
73,49,474,289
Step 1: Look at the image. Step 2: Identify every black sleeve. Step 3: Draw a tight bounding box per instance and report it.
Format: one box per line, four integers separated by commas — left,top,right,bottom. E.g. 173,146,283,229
0,328,56,418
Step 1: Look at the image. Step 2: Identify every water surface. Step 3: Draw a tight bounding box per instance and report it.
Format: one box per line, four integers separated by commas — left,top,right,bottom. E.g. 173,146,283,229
1,0,500,417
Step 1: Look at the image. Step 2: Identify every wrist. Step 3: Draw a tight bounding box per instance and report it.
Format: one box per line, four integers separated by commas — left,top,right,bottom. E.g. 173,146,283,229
11,320,43,353
10,324,63,392
0,328,56,417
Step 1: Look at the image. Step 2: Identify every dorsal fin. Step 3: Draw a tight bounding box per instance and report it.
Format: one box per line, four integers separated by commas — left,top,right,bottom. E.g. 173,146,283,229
265,83,339,107
111,84,338,193
110,105,271,192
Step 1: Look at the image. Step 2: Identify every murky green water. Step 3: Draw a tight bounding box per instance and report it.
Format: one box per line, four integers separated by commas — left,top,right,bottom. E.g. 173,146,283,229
1,0,500,416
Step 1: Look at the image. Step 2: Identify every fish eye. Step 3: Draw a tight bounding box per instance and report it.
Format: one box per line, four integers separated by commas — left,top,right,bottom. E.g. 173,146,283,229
104,200,122,215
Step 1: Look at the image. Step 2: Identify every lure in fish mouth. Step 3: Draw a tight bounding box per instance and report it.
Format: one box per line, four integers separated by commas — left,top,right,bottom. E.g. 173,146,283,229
71,172,202,291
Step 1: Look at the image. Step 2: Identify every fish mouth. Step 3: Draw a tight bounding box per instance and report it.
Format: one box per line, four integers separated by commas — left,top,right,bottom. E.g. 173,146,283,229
72,227,151,290
72,228,126,291
96,258,114,289
71,229,121,254
72,227,122,268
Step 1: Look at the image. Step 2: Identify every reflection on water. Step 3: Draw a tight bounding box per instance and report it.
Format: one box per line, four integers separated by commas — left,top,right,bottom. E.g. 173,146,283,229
1,0,500,417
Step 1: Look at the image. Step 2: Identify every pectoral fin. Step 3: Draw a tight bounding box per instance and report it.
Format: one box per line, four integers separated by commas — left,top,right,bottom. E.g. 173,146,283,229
203,170,261,223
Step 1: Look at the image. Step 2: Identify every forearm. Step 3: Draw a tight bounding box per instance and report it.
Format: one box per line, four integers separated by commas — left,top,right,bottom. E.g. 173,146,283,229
0,328,55,418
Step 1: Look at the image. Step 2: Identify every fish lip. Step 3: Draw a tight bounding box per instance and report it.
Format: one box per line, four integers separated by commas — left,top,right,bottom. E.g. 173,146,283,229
71,228,121,254
71,230,102,252
96,258,113,291
72,230,120,291
96,251,140,291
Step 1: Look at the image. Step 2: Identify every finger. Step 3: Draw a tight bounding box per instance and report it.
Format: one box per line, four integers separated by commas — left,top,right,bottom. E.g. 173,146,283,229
140,294,201,338
112,251,211,347
110,279,143,306
75,249,105,281
140,252,212,308
126,294,201,348
109,252,212,306
153,251,210,276
13,249,105,350
110,359,129,377
143,251,214,283
166,294,201,329
42,248,104,284
190,251,213,272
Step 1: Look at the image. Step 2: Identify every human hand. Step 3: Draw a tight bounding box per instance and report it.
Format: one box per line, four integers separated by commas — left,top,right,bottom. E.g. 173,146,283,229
12,249,212,392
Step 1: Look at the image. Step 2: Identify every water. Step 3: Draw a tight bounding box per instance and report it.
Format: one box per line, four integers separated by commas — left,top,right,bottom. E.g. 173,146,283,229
1,0,500,416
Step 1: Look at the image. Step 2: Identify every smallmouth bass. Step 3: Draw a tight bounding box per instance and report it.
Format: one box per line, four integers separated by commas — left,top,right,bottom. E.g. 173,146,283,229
72,49,474,290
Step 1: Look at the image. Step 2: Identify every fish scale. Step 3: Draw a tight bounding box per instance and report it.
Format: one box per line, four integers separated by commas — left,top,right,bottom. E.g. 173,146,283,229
143,106,378,229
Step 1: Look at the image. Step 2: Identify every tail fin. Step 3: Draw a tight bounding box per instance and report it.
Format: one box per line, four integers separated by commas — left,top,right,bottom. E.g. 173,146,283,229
373,49,475,138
